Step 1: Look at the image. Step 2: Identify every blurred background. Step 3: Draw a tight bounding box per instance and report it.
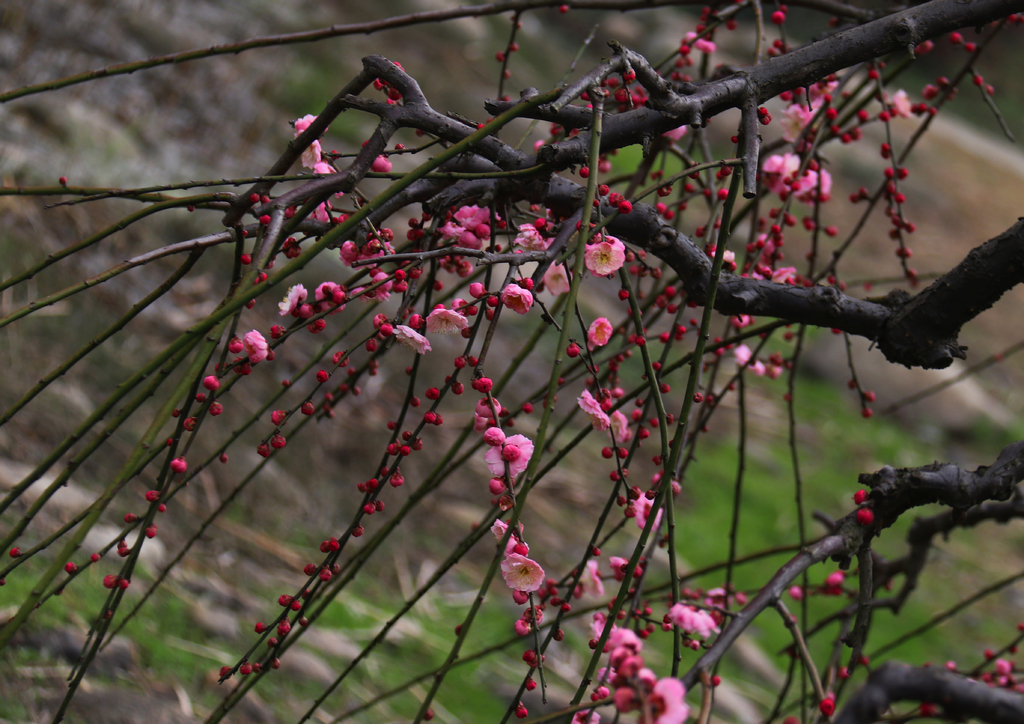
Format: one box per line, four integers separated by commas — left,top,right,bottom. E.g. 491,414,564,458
2,1,1024,722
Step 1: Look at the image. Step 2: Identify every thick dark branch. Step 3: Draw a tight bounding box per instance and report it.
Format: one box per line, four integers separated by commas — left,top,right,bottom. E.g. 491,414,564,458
680,441,1024,690
878,217,1024,368
523,0,1024,166
835,661,1024,724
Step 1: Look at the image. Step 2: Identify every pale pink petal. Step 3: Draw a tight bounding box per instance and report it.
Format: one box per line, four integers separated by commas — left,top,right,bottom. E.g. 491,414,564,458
394,325,431,354
587,317,613,348
425,308,469,336
578,390,611,431
500,553,545,592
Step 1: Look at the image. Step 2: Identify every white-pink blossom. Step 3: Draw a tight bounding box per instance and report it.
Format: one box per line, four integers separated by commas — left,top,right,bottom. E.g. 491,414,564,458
242,330,269,364
393,325,431,354
781,103,814,143
582,559,605,597
500,553,545,592
513,224,550,251
501,283,534,314
890,89,913,118
585,237,627,276
425,307,469,335
578,389,611,431
278,284,307,316
610,410,633,442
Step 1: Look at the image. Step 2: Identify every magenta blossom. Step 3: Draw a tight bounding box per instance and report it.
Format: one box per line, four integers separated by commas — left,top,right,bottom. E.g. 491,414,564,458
242,330,269,364
371,155,392,173
439,205,497,250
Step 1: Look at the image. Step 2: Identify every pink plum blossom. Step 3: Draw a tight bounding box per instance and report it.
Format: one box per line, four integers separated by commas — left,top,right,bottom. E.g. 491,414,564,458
608,626,643,655
513,224,551,250
635,495,663,531
500,553,545,592
591,611,615,641
642,677,690,724
663,125,688,141
501,283,534,314
339,239,394,267
788,585,804,600
359,271,393,303
393,325,431,354
543,263,571,295
684,31,715,54
890,89,913,118
491,519,521,555
582,559,605,597
733,344,766,376
610,410,633,442
808,79,838,108
584,237,627,275
439,205,496,250
771,266,798,283
279,284,307,316
242,330,269,364
293,114,322,169
314,282,344,313
761,153,800,195
425,307,469,335
371,155,392,173
668,604,720,639
485,434,534,477
609,556,629,581
588,317,613,348
792,168,832,204
578,389,610,431
483,427,506,447
474,397,502,432
781,103,814,142
825,570,845,587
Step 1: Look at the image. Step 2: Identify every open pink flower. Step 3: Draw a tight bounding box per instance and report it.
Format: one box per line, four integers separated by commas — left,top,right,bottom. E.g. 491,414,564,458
781,103,814,143
761,153,800,195
610,410,633,442
339,239,393,267
513,224,551,251
360,270,393,303
668,604,720,639
585,237,626,276
243,330,268,364
425,307,469,335
663,125,688,141
394,325,431,354
501,283,534,314
279,284,307,316
543,263,571,295
591,611,615,641
790,167,831,203
293,114,322,169
588,317,613,348
485,434,534,477
582,559,605,597
733,344,766,376
578,390,610,431
635,495,663,531
501,553,545,592
642,677,690,724
771,266,798,284
890,89,913,118
439,205,497,250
